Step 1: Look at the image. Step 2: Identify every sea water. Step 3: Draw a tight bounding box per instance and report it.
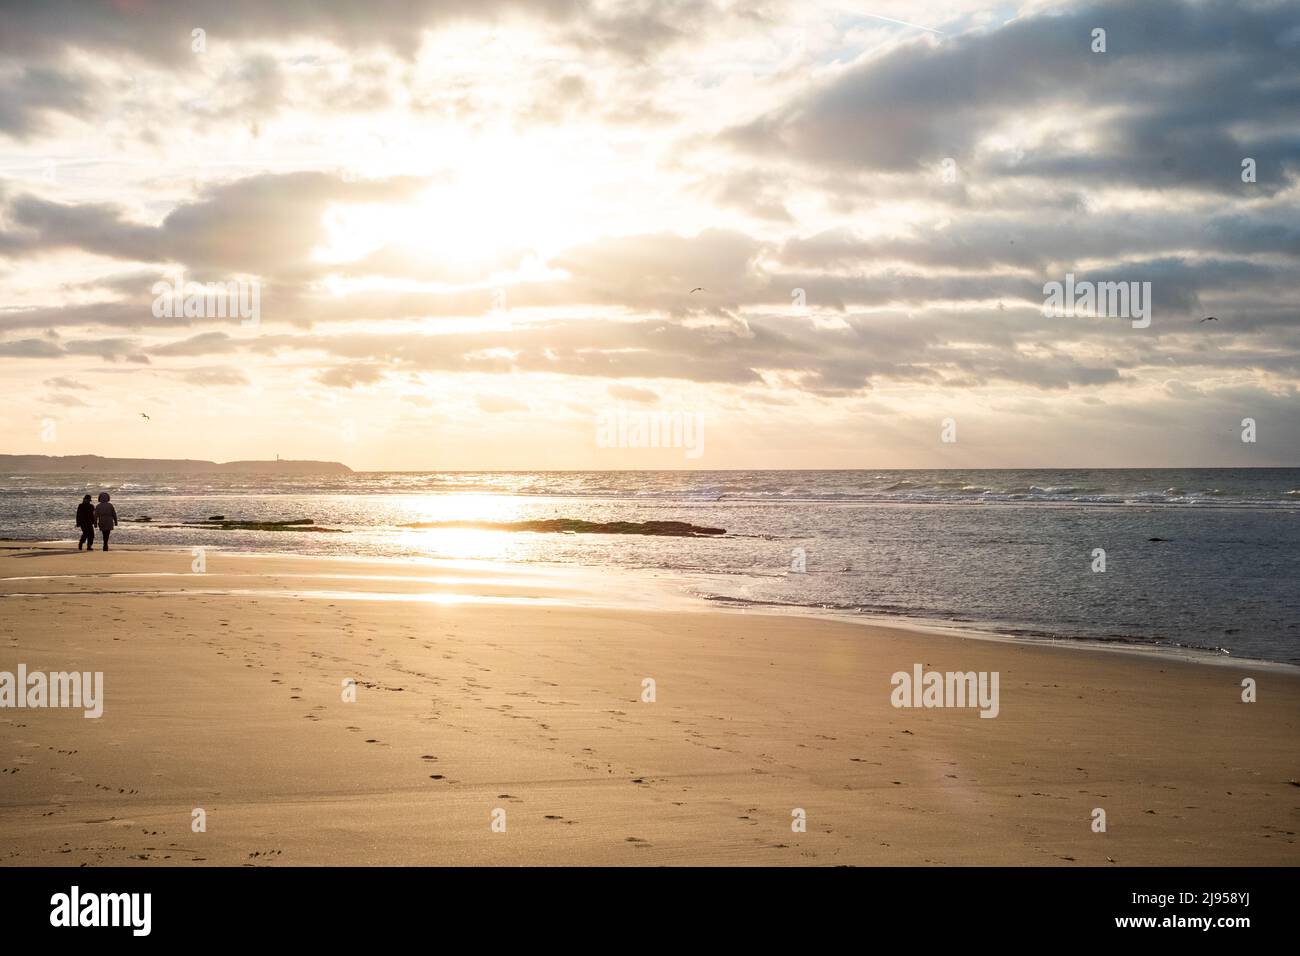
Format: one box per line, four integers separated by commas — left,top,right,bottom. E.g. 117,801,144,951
2,468,1297,663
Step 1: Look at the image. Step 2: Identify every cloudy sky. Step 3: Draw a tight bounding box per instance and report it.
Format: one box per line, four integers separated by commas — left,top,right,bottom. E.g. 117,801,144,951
1,0,1297,469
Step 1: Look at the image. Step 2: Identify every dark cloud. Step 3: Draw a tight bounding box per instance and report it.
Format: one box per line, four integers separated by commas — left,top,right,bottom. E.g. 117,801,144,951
780,203,1300,274
0,1,511,62
565,1,694,61
726,0,1300,194
0,172,426,275
0,0,695,65
0,335,149,362
0,66,98,137
0,337,61,357
0,299,169,334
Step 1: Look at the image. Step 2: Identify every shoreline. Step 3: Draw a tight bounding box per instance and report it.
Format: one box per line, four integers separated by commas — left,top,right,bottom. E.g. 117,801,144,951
5,539,1294,672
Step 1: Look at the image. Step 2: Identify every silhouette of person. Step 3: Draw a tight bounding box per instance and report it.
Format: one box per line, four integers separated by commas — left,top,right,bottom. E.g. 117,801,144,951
76,494,96,551
94,492,118,551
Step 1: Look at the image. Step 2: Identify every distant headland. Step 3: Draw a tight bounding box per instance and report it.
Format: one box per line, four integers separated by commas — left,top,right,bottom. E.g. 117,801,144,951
0,455,353,475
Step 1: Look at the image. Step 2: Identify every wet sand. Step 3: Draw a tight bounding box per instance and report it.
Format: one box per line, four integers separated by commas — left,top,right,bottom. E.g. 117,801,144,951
1,542,1297,865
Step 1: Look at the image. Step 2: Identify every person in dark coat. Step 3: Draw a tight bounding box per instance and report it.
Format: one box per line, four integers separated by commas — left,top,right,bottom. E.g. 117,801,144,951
76,494,96,551
94,492,118,551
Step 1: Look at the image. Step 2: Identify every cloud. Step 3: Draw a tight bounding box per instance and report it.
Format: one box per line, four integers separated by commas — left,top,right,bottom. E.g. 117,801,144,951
726,0,1300,195
149,332,237,357
44,375,88,389
62,338,151,363
44,391,89,406
1,0,1297,467
0,337,62,357
475,394,528,413
0,172,427,275
551,229,766,307
0,0,690,66
696,168,793,222
0,66,99,137
315,362,387,387
0,1,531,62
607,383,659,403
192,55,286,123
208,313,1146,393
178,366,250,386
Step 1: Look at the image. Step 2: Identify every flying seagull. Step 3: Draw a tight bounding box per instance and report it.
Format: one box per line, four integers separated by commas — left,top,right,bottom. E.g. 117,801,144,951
1199,316,1218,322
139,412,151,421
689,287,704,294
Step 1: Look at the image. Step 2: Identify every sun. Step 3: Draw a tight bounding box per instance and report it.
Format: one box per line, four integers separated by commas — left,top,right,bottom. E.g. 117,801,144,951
314,129,610,279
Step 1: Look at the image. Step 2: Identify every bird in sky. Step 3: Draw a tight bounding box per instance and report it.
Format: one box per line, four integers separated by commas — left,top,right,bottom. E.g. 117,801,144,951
689,287,704,294
1200,316,1219,322
140,412,151,421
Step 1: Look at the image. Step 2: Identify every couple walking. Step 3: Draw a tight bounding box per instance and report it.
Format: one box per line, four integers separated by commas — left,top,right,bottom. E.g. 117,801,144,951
76,492,118,551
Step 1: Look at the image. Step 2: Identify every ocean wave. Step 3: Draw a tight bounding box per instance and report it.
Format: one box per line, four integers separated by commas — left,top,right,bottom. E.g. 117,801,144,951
4,469,1300,510
698,594,1238,658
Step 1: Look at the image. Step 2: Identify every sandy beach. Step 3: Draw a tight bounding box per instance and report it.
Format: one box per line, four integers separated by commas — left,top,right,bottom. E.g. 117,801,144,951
1,541,1296,866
